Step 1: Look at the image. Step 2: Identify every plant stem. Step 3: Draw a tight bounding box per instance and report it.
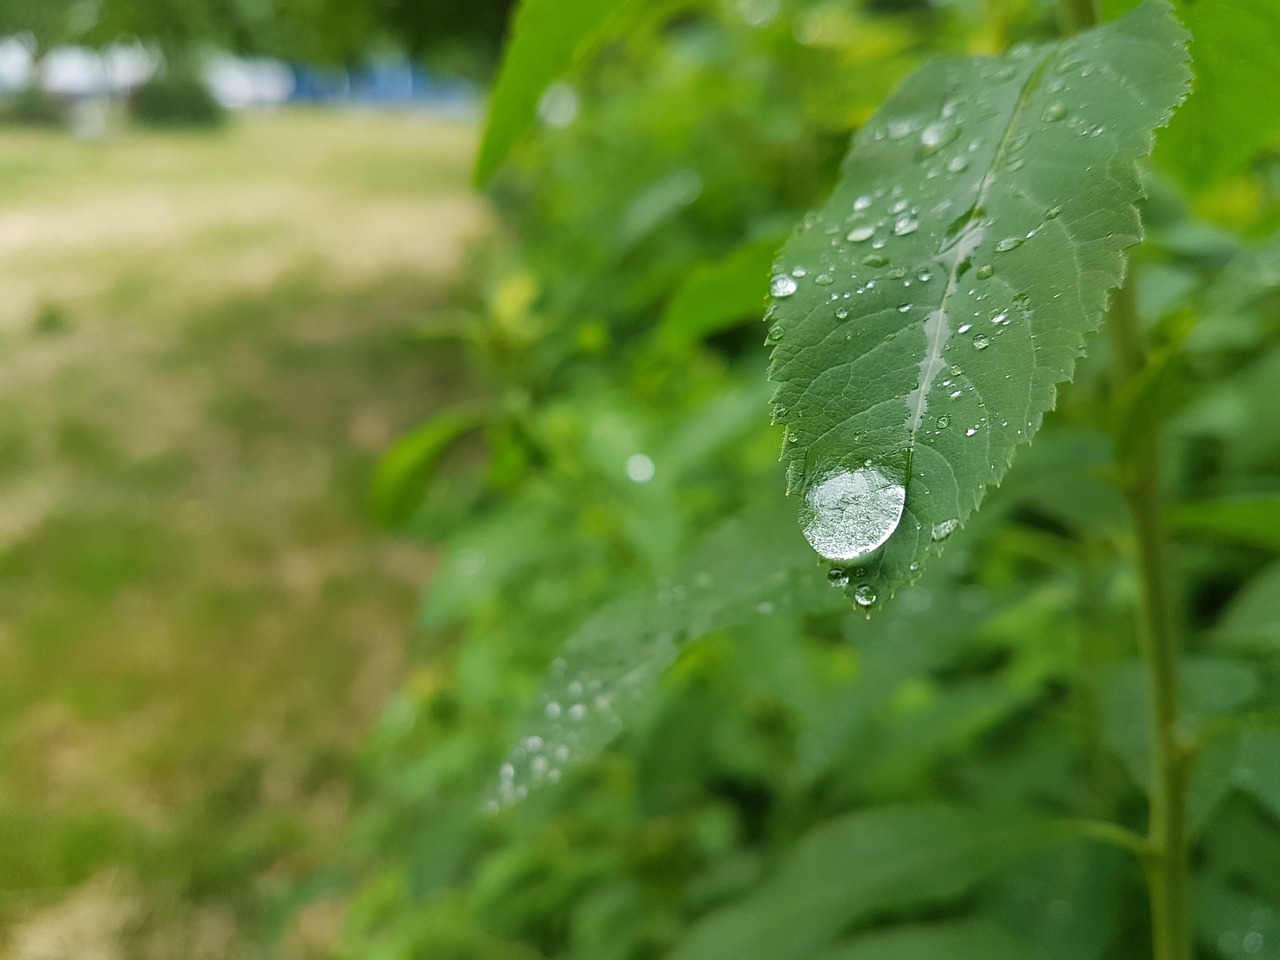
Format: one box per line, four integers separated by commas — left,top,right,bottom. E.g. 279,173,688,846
1108,278,1192,960
1056,4,1189,955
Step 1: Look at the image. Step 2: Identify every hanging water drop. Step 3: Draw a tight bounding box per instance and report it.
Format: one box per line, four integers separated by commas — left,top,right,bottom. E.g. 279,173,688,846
827,567,850,586
771,274,798,297
800,465,906,561
767,323,784,341
853,584,877,607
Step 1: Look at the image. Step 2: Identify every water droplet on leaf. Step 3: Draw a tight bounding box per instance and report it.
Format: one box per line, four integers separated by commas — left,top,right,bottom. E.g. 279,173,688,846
847,224,875,243
995,237,1024,253
800,465,906,561
893,215,919,236
931,518,959,541
771,274,798,297
853,584,877,607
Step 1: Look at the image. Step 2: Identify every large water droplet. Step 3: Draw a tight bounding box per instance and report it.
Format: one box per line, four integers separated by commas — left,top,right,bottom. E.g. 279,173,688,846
853,584,877,607
771,274,798,297
976,264,994,279
853,194,872,211
973,334,990,350
827,567,850,586
847,224,875,243
815,273,834,286
800,466,906,561
1043,102,1068,122
767,323,784,341
995,237,1024,253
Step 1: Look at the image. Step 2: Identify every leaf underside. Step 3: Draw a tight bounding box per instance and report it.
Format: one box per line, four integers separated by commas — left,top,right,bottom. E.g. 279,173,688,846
766,0,1190,605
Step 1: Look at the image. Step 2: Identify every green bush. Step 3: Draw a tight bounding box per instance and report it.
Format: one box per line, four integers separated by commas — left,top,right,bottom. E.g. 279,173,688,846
340,1,1280,959
0,86,67,127
130,71,225,128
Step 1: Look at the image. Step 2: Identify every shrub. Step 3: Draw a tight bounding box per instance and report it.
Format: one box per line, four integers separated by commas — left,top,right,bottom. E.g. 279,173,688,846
130,71,225,129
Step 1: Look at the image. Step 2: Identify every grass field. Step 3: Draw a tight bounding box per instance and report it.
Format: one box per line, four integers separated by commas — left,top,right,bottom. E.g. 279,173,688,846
0,110,486,958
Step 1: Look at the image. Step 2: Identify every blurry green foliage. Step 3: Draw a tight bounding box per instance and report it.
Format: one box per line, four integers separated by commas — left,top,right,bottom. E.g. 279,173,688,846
130,70,226,127
338,0,1280,958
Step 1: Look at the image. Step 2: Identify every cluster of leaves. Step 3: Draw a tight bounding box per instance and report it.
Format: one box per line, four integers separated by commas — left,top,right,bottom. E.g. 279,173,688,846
334,0,1280,958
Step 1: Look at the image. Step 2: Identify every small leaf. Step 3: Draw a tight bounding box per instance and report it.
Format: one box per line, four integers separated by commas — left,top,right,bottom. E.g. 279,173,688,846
667,806,1088,960
813,921,1029,960
659,236,784,347
489,507,848,807
370,405,492,525
1169,496,1280,553
1099,657,1260,830
1155,0,1280,187
767,1,1190,603
1233,725,1280,823
1195,879,1280,960
1216,560,1280,655
475,0,651,185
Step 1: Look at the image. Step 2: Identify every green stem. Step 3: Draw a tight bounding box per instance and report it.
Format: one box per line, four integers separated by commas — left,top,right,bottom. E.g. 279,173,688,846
1108,278,1192,960
1050,3,1193,951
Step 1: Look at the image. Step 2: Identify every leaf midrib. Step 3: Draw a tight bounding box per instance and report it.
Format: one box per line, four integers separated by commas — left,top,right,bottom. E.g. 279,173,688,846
903,51,1057,475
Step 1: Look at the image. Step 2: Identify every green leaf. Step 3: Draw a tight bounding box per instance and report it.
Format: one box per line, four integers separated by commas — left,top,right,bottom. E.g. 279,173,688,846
1168,496,1280,553
1099,657,1260,831
1195,879,1280,960
659,236,783,348
370,405,492,526
490,506,847,807
1234,725,1280,822
667,806,1086,960
475,0,650,185
766,1,1190,604
813,921,1029,960
1155,0,1280,187
1217,560,1280,655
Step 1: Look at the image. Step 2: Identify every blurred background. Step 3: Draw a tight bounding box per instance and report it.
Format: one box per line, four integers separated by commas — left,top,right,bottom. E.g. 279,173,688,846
0,0,1278,958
